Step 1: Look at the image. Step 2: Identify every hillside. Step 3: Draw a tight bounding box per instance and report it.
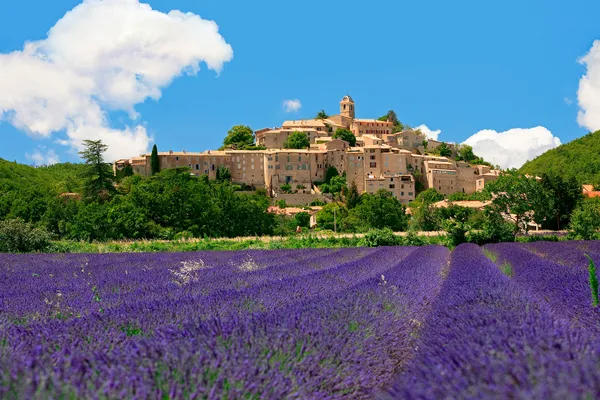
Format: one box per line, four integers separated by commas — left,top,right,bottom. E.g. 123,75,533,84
0,158,86,193
519,130,600,184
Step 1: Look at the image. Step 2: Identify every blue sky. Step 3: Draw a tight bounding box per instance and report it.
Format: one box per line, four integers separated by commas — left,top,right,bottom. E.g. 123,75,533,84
1,0,600,168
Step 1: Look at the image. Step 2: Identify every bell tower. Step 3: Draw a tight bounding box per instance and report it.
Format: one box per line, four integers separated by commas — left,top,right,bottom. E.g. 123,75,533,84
340,95,355,119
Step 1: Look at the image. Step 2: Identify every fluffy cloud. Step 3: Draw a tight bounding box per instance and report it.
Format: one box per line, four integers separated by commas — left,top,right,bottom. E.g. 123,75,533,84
0,0,233,161
415,124,441,140
26,147,60,166
283,99,302,112
578,40,600,132
462,126,561,169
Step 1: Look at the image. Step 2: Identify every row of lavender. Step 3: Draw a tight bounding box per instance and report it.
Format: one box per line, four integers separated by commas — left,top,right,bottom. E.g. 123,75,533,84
0,245,451,398
382,243,600,399
2,241,600,398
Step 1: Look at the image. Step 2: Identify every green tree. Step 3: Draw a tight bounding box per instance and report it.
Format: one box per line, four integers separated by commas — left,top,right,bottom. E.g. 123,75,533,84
352,190,408,231
540,172,582,230
345,180,361,209
280,183,292,193
216,166,231,182
222,125,254,149
416,188,444,204
316,203,348,231
150,144,160,175
294,212,311,228
485,170,554,235
324,166,339,184
332,128,357,146
456,144,476,163
79,140,115,202
438,142,452,157
569,198,600,240
315,110,328,119
283,131,310,149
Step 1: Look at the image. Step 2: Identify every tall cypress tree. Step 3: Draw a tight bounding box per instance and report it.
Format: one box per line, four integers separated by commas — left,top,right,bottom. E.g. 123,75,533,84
150,144,160,175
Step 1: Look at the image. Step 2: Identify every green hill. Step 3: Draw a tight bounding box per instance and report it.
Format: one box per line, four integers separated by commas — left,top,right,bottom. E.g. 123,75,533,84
519,130,600,185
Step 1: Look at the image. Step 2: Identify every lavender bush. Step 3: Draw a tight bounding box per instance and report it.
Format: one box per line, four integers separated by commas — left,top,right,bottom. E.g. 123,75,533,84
2,242,600,398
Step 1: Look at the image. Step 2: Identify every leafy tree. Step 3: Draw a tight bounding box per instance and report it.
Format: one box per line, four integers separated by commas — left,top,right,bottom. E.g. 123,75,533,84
378,110,404,132
345,180,361,209
438,142,452,157
0,219,52,252
569,198,600,240
352,190,408,231
222,125,254,149
332,128,357,146
216,166,231,182
294,212,311,228
485,170,554,235
315,110,328,119
316,203,348,231
321,175,346,197
283,131,310,149
540,172,582,230
324,166,339,184
150,144,160,175
79,140,115,202
416,188,444,204
441,206,473,247
456,144,476,163
280,183,292,193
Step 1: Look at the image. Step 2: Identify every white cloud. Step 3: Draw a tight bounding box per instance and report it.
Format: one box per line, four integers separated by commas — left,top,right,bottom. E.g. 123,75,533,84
578,40,600,132
462,126,561,169
26,147,60,166
415,124,441,140
0,0,233,161
283,99,302,112
564,97,573,105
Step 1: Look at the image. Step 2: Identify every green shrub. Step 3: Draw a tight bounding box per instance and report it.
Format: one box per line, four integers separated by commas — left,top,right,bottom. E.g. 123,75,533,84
174,231,194,241
569,199,600,240
360,228,400,247
0,219,52,253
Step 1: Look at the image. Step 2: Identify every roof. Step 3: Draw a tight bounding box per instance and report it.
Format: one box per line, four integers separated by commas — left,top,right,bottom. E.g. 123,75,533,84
583,184,595,192
341,95,354,102
354,118,393,124
282,119,327,127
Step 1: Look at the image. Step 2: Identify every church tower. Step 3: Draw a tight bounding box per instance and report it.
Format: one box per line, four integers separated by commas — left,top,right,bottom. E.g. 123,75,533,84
340,95,355,119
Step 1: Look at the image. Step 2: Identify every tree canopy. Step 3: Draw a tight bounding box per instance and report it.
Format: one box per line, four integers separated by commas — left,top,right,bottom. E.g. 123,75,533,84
484,170,554,235
222,125,255,149
332,128,357,146
283,131,310,149
150,144,160,175
315,110,328,120
79,140,115,202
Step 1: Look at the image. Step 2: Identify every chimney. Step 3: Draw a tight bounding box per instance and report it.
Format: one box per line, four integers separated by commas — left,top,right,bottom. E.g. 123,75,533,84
169,150,173,155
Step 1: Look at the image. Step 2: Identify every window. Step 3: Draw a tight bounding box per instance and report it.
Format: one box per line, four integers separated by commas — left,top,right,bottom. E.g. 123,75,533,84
408,192,413,196
287,156,290,162
195,164,200,170
176,156,179,161
275,155,279,162
298,156,301,162
401,192,404,196
370,162,376,168
370,155,376,160
389,184,395,189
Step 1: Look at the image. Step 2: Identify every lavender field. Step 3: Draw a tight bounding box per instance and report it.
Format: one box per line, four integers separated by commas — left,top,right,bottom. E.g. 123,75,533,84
1,243,600,399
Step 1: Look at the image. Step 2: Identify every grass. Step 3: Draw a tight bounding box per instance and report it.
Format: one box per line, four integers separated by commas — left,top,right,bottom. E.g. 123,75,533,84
499,261,514,278
482,248,498,263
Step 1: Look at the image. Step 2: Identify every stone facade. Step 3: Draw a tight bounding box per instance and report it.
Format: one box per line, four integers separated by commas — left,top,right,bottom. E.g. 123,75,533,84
115,95,499,202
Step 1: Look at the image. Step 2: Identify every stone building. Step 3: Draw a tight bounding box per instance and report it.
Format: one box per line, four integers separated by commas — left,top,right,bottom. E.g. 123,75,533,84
115,94,499,202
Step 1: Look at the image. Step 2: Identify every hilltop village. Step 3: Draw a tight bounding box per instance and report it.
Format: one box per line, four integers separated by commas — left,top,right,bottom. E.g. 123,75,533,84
114,96,500,204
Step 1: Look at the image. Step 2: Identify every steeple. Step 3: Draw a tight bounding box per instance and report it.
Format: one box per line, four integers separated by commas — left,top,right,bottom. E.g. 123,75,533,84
340,95,355,119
